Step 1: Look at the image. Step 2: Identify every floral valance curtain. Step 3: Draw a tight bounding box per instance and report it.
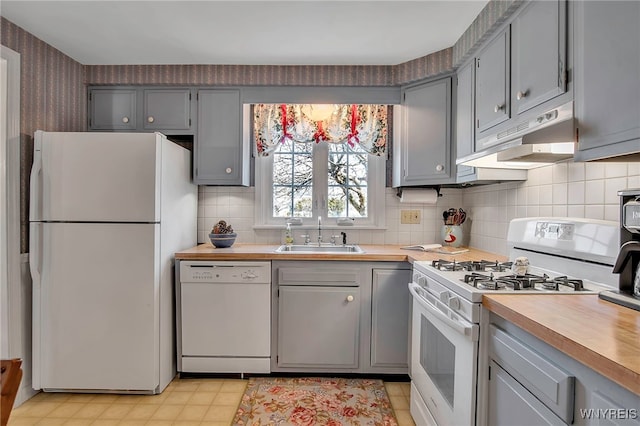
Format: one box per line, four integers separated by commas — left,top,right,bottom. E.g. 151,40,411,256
254,104,388,157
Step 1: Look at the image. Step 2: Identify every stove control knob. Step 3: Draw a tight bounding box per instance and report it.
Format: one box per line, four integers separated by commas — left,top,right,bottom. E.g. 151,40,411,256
417,276,427,287
448,296,460,310
439,291,450,304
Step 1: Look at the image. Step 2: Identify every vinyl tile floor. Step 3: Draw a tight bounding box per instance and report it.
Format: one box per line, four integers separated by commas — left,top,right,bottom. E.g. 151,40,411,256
8,378,416,426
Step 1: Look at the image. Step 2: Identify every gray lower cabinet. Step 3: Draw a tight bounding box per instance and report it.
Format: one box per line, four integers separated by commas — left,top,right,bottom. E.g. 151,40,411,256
272,261,410,374
195,89,249,185
370,268,410,370
277,285,360,368
486,314,640,426
574,1,640,161
488,359,565,425
393,77,453,186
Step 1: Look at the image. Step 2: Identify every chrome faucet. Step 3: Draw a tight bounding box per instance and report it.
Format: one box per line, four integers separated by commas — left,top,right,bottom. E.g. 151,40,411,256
317,216,323,245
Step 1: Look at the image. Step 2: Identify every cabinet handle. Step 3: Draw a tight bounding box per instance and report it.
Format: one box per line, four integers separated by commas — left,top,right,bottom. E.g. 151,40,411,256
494,104,504,113
435,164,444,172
122,117,129,123
346,295,354,302
225,167,232,174
147,116,155,123
516,90,528,100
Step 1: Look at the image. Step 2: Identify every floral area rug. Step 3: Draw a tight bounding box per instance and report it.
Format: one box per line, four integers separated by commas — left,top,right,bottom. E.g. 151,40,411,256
232,377,398,426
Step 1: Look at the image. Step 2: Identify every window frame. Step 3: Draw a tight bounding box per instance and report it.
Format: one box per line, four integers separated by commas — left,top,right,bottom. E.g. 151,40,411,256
254,141,386,229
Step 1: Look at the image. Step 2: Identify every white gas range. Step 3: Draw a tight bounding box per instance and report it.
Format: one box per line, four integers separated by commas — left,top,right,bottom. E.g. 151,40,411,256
408,217,620,426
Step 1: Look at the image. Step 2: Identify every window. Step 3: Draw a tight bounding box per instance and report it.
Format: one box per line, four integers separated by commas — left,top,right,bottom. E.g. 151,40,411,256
254,104,387,228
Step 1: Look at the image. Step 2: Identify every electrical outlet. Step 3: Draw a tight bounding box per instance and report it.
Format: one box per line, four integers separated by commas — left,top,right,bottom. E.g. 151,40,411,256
401,210,421,224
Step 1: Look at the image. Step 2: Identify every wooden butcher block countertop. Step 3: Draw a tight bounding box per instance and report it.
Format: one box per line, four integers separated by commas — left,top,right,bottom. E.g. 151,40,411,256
174,243,508,263
484,294,640,396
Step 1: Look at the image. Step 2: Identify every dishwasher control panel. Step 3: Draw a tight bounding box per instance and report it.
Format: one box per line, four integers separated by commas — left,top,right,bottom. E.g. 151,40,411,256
180,261,271,283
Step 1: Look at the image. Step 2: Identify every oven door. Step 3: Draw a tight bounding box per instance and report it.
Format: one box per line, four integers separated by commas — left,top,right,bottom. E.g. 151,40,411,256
409,282,479,426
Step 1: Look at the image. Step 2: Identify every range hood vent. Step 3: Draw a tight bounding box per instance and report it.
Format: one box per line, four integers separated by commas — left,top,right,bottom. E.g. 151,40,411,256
457,102,576,169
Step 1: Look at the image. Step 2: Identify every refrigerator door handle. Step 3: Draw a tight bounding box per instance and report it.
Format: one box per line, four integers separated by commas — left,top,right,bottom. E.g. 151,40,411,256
30,134,43,221
29,222,43,390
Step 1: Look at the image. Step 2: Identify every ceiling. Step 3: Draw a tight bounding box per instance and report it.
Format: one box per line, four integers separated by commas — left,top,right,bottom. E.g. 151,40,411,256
1,1,489,66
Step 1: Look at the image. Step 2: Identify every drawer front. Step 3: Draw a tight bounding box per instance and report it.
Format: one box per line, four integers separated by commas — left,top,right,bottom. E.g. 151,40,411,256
489,325,575,423
278,267,359,286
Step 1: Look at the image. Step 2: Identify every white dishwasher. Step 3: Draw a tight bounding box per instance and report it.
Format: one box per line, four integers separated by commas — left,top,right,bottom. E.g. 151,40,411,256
178,261,271,374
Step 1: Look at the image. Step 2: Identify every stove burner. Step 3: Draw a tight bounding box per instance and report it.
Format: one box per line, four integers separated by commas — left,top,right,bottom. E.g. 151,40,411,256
546,276,585,292
463,272,503,290
496,274,550,290
460,271,586,292
433,259,513,272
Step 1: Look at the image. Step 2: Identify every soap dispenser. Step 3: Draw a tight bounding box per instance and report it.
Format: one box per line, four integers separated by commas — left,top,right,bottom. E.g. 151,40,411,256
285,223,294,246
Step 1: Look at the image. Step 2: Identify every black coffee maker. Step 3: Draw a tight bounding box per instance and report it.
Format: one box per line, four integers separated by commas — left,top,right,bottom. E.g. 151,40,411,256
599,188,640,311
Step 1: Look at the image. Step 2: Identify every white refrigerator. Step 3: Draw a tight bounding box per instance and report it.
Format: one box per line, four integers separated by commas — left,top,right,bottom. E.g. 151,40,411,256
29,131,197,393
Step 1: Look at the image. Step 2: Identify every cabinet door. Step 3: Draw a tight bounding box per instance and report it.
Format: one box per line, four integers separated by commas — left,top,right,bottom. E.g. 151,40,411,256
455,60,476,180
574,1,640,160
277,286,360,368
511,0,567,115
488,360,565,426
195,89,248,185
398,77,452,185
476,28,510,133
370,269,410,370
143,89,192,131
89,89,137,131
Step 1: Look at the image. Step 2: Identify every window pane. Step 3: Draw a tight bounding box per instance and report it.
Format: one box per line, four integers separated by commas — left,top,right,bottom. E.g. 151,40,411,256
348,187,367,217
327,143,368,218
327,187,347,217
273,142,313,218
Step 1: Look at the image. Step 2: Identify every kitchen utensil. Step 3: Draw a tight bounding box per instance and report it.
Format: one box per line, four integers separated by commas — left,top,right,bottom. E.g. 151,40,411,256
458,208,467,224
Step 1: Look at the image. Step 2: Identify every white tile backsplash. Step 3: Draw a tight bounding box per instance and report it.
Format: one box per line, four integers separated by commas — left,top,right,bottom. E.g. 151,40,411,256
196,160,640,255
197,186,465,247
462,159,640,255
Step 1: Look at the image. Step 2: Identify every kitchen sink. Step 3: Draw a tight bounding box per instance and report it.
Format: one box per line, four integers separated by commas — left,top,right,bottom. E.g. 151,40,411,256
274,244,365,254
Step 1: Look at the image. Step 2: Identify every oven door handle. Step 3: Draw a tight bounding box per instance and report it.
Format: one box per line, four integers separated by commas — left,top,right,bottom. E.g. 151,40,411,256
409,283,478,341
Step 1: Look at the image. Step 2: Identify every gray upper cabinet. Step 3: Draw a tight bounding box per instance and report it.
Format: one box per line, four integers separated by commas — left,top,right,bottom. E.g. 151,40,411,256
475,28,510,134
574,1,640,161
393,77,453,187
89,88,137,131
511,0,567,116
143,89,191,131
455,60,476,181
195,89,249,186
88,86,194,133
455,58,528,184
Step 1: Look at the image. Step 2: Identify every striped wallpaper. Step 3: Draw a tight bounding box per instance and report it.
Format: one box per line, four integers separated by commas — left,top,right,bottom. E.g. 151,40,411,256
452,0,524,67
1,17,86,252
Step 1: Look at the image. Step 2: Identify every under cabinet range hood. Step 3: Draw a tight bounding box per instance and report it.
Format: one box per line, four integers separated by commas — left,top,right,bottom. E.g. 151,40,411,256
458,101,576,169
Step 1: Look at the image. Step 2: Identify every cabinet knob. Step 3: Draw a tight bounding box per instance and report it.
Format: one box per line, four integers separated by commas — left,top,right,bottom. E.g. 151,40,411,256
225,167,232,174
346,295,354,302
122,117,129,123
147,116,155,123
494,104,504,113
435,164,444,172
516,90,528,100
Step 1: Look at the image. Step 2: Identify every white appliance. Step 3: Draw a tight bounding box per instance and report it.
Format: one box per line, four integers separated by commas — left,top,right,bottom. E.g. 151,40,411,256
178,261,271,374
29,131,197,394
408,217,619,426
